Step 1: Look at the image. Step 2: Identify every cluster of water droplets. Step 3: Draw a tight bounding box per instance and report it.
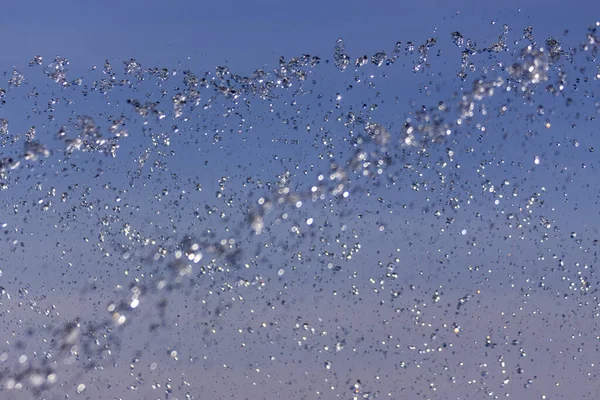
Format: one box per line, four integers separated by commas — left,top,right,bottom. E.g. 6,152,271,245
0,20,599,400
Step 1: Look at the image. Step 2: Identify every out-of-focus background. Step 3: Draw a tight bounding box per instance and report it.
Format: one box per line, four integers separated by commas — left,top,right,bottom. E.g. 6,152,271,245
0,0,599,399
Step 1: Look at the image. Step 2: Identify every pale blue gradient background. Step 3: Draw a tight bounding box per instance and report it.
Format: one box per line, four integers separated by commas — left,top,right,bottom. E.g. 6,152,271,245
0,0,593,68
0,0,599,399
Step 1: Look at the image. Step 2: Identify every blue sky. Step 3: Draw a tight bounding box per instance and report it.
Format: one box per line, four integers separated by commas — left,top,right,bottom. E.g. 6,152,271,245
0,1,599,399
0,0,593,68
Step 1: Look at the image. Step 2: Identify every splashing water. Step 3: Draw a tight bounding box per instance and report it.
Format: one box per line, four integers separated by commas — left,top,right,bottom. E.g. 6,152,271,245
0,17,600,400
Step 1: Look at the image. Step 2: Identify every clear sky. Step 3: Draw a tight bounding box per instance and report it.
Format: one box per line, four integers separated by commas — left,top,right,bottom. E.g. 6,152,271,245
0,1,599,399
